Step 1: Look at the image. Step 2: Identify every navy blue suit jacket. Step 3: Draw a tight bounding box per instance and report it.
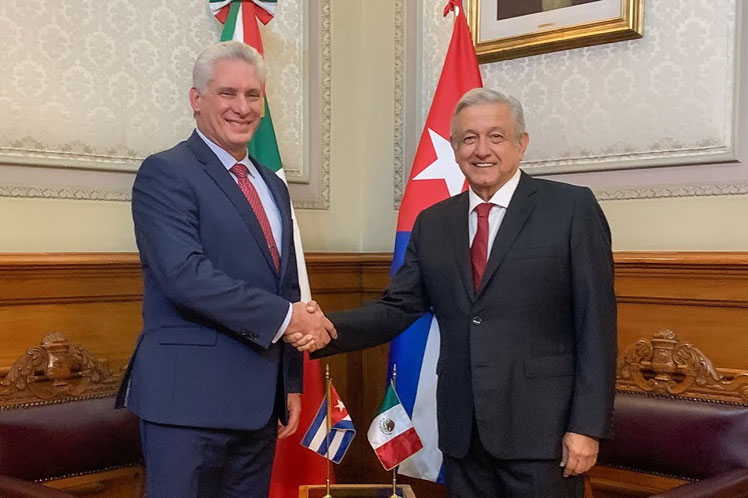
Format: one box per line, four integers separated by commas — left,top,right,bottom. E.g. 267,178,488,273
117,131,302,431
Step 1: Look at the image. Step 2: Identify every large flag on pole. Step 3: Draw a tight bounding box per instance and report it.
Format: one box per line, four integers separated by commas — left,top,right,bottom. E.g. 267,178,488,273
387,0,482,482
208,2,327,496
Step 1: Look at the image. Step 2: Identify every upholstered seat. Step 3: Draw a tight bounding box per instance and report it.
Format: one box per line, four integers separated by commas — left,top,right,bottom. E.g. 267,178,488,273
593,392,748,497
587,329,748,498
0,396,140,483
0,330,143,497
0,475,75,498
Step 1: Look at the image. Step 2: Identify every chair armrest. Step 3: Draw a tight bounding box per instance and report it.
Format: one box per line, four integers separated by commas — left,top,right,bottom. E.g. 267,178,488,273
0,476,75,498
652,469,748,498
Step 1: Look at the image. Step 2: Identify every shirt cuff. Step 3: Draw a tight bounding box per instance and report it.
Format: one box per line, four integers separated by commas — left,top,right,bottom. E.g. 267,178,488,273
272,302,293,343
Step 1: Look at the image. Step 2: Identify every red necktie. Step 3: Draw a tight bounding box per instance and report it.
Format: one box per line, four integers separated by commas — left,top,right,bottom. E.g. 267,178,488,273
230,163,281,271
471,203,494,291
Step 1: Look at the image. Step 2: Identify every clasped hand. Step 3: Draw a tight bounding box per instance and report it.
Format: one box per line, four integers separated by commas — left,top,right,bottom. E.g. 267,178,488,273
283,300,336,352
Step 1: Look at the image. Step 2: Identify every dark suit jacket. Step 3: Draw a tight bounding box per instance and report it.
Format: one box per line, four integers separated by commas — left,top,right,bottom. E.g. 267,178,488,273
314,172,616,460
117,131,302,431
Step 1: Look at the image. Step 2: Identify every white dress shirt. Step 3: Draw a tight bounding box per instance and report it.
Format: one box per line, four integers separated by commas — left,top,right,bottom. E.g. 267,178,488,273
467,168,521,253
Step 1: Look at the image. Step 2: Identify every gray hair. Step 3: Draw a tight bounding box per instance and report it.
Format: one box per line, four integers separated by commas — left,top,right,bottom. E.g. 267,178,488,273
192,41,266,92
450,88,526,144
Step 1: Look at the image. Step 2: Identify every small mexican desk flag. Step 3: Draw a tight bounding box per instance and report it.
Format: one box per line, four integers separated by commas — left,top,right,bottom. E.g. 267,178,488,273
368,382,424,471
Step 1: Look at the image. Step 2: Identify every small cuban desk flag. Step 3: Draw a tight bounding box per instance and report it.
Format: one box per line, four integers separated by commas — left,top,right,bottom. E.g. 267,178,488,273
300,382,356,464
368,382,424,471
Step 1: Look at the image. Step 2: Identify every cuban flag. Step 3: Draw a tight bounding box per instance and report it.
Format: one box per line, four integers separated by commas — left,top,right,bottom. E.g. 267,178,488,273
388,0,482,482
300,383,356,464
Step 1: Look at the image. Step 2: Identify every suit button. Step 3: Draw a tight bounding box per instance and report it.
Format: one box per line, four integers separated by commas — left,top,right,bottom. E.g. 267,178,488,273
472,316,482,325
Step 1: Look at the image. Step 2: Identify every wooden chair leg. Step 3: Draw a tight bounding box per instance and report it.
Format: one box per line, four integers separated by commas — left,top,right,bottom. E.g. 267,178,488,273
584,475,595,498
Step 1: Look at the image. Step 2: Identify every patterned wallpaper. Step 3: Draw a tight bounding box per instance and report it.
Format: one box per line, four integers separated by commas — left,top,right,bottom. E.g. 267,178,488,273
0,1,218,171
413,0,746,198
0,0,323,205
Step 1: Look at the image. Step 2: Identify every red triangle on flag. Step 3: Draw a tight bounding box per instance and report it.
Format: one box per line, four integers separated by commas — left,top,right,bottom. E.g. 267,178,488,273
396,0,483,233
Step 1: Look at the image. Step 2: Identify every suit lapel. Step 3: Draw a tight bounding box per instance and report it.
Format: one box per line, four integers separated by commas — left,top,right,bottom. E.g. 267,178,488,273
476,171,537,297
187,132,279,276
446,192,475,300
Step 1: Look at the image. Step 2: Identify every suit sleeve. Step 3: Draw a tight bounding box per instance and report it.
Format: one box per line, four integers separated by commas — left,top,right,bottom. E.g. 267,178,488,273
566,188,617,439
312,215,432,358
283,225,303,393
132,156,290,349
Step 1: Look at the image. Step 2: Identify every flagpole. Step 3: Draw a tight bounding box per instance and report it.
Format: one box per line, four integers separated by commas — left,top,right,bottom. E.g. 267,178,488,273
390,364,399,498
324,363,333,498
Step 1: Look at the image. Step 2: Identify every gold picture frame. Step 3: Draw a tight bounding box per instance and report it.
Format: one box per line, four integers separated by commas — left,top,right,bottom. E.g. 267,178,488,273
466,0,643,63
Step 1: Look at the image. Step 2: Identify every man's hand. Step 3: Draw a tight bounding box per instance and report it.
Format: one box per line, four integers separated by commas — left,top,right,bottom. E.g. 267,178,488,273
561,432,599,477
283,300,337,352
277,393,301,439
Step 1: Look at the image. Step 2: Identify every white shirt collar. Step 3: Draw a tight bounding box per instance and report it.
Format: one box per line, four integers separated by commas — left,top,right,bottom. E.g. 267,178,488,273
195,128,254,176
468,168,521,213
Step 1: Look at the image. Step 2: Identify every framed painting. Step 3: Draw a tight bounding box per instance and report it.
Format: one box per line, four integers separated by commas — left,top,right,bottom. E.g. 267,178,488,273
466,0,643,63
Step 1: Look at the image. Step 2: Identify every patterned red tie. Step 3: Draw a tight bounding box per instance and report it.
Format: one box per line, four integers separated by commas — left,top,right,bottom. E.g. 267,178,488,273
230,163,281,271
471,202,494,291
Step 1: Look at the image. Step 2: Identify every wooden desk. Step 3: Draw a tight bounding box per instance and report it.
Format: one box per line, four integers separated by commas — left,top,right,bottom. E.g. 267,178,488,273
299,484,415,498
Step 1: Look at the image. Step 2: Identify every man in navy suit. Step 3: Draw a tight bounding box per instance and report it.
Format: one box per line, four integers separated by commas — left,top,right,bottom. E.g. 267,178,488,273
117,41,336,498
301,88,616,497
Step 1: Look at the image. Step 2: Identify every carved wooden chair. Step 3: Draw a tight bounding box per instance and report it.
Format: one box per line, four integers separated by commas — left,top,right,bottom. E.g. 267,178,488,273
586,330,748,498
0,333,143,497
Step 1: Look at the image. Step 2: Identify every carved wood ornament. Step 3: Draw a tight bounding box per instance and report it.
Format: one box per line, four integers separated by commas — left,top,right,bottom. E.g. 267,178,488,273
0,332,122,408
617,329,748,404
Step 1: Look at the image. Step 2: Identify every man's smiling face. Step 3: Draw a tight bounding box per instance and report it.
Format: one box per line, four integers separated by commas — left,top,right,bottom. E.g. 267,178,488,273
452,102,529,201
189,58,263,161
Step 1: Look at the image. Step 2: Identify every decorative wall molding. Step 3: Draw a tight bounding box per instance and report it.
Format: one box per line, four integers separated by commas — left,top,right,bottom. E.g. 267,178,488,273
618,329,748,404
593,180,748,200
0,332,122,409
317,0,332,210
392,0,407,208
0,146,141,173
0,183,131,201
290,0,331,210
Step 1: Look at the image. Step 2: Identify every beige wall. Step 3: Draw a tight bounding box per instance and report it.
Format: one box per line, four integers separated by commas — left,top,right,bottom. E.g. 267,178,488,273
0,197,135,252
0,0,745,253
295,0,397,252
602,194,748,251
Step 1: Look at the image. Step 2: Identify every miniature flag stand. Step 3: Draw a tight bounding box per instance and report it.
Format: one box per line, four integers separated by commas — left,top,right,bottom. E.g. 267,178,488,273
368,365,424,498
301,364,356,497
299,365,423,498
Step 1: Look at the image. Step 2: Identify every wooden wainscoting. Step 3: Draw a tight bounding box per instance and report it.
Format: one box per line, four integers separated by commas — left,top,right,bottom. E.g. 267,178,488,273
0,253,143,379
587,252,748,497
0,254,145,497
614,252,748,372
1,252,746,498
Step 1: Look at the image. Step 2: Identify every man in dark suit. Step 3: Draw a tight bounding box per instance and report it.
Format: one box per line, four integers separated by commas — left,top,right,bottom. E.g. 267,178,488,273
300,88,616,497
116,41,335,498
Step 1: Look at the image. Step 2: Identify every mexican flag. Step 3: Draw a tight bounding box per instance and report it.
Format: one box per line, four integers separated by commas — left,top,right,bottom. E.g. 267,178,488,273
208,2,325,497
368,383,424,471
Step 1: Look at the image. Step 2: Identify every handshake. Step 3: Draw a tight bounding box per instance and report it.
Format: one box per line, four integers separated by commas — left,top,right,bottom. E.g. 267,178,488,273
283,300,337,353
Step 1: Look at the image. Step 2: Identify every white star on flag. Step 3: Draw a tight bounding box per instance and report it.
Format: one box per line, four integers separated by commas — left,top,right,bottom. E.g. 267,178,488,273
412,129,466,197
335,400,346,411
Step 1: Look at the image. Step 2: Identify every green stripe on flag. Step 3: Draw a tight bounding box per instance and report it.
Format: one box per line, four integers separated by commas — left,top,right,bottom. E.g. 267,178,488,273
220,2,240,41
377,384,400,413
249,97,283,172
